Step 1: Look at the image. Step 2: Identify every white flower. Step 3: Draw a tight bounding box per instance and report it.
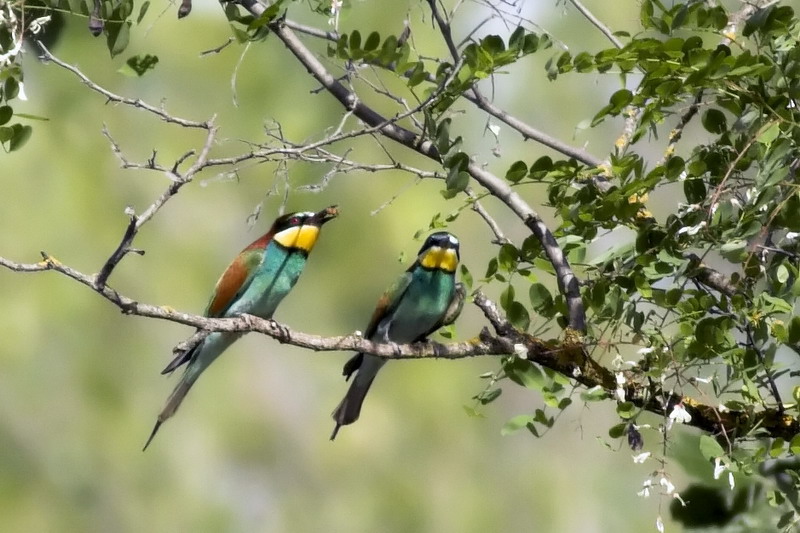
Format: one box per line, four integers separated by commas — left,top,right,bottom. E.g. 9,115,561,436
718,403,729,413
656,515,664,533
488,123,501,137
729,198,741,209
677,221,706,236
713,457,725,480
728,472,735,490
637,346,655,355
660,476,675,494
572,367,582,378
669,404,692,424
615,372,626,402
632,452,651,464
28,15,51,34
17,81,27,101
638,479,653,498
786,232,799,242
673,492,686,506
513,343,527,360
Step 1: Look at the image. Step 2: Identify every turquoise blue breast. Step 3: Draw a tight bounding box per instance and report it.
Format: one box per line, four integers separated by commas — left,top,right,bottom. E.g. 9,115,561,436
376,268,455,343
225,242,308,319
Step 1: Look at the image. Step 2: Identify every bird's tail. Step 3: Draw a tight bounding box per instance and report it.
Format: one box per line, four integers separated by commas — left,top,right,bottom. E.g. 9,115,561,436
330,355,385,440
143,368,200,451
143,332,240,451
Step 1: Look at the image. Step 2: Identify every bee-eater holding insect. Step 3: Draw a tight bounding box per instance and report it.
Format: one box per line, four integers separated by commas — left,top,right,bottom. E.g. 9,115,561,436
144,206,339,450
331,231,465,440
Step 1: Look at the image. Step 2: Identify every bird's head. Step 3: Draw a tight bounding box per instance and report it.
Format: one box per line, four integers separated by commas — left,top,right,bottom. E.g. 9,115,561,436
417,232,460,272
272,205,339,253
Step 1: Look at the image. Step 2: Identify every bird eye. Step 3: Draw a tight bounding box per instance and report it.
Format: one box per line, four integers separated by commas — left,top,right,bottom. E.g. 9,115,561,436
289,217,300,226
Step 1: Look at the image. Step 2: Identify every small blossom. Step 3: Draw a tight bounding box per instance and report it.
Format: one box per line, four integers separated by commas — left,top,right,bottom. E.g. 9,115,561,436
28,15,51,34
730,198,741,209
713,457,725,480
728,472,735,490
488,123,501,137
637,346,655,355
513,343,527,360
669,404,692,424
632,452,651,464
718,403,730,413
660,476,675,494
677,221,706,236
572,367,582,378
16,81,26,101
673,492,687,506
638,479,653,498
615,372,626,402
786,232,799,242
656,515,664,533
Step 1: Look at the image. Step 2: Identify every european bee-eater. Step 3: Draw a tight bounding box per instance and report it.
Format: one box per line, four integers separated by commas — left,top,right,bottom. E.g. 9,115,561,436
331,231,464,440
144,206,339,450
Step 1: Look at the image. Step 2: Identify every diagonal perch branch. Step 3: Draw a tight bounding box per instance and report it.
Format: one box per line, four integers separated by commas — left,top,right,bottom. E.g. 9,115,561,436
1,251,795,441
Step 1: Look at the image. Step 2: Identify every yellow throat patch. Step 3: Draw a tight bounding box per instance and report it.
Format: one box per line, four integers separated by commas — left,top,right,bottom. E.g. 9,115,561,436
274,225,321,252
419,246,458,272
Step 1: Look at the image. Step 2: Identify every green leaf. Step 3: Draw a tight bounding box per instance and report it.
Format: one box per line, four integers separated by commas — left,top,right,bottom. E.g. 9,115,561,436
505,160,528,183
529,283,553,313
459,264,473,290
106,21,131,58
616,401,635,419
0,106,11,126
580,386,607,402
137,0,150,23
118,54,159,77
501,414,534,436
506,301,530,331
8,124,32,152
445,169,469,193
699,435,725,460
498,244,518,272
701,108,727,134
608,423,626,439
788,316,800,344
364,31,380,51
349,30,361,51
504,358,545,390
790,434,800,455
769,437,785,458
4,77,19,100
757,122,780,145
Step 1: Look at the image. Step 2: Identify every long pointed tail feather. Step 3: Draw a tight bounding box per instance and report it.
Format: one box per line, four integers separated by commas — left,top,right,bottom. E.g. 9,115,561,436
330,356,385,440
142,373,196,451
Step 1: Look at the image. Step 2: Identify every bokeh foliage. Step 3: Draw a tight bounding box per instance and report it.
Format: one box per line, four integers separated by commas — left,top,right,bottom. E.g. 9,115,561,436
2,0,800,531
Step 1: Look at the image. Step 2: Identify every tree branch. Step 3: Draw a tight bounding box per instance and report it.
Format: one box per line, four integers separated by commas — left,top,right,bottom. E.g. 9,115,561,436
242,9,587,332
3,251,795,440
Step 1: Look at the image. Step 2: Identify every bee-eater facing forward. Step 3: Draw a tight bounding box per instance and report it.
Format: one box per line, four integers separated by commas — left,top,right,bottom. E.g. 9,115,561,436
330,231,465,440
144,206,339,450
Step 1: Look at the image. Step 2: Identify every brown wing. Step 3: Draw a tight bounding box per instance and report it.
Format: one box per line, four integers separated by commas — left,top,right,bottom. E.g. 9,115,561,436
205,230,274,318
342,271,414,379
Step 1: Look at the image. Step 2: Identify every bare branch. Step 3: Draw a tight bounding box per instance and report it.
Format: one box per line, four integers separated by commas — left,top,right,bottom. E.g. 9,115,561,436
567,0,624,49
36,42,210,129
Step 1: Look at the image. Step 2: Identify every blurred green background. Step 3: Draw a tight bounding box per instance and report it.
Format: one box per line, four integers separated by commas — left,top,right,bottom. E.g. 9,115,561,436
1,1,697,531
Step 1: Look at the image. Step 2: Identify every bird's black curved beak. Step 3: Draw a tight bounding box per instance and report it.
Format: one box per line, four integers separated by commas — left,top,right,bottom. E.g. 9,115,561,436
314,205,339,225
